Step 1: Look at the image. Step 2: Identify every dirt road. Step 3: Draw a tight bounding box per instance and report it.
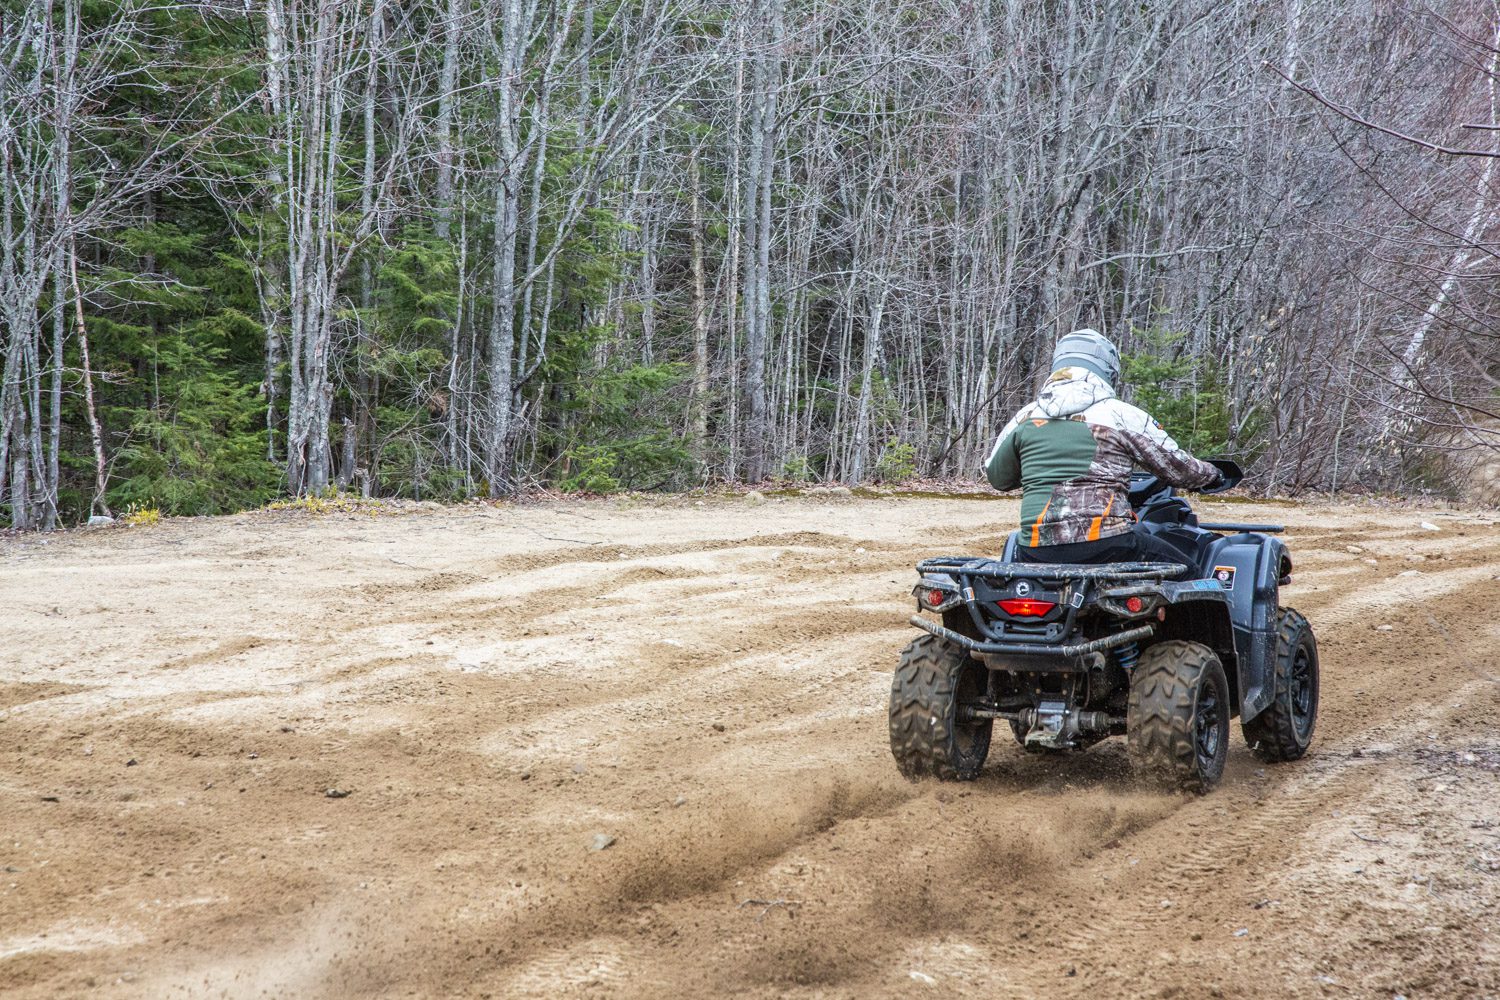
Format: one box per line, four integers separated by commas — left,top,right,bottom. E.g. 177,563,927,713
2,493,1498,998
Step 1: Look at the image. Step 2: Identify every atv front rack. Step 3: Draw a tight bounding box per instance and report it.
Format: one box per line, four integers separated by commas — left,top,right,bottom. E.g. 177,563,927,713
916,557,1188,581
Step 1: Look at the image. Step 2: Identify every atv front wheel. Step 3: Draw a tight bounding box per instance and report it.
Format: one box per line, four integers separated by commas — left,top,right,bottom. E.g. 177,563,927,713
1242,608,1319,762
1127,640,1230,793
889,634,993,780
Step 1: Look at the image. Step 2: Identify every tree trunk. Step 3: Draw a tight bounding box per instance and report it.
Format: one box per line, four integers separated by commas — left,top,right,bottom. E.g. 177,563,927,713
433,0,461,241
483,0,525,496
742,0,781,482
689,147,711,470
68,239,109,516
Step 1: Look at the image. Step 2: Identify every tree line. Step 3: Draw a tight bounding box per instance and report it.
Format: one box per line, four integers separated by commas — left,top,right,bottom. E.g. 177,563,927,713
4,0,1500,529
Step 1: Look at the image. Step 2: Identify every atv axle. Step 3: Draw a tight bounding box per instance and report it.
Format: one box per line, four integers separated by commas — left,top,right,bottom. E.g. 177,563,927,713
959,704,1120,733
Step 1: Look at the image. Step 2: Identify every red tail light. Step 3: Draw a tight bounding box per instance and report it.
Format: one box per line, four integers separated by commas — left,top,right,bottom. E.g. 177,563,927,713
925,589,946,608
997,598,1056,617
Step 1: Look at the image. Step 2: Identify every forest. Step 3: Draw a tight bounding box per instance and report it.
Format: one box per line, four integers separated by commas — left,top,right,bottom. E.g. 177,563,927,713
4,0,1500,529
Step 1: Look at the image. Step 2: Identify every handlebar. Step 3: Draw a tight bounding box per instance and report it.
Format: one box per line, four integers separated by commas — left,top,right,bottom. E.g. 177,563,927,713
1199,458,1243,495
1128,458,1243,507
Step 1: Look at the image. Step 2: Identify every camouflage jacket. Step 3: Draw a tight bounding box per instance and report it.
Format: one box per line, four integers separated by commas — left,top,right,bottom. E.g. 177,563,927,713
983,367,1219,547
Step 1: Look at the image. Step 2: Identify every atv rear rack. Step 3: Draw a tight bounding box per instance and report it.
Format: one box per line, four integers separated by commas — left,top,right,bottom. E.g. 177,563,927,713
913,557,1187,656
916,557,1188,581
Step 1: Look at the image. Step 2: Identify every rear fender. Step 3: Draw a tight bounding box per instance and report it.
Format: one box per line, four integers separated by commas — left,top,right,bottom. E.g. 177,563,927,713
1155,594,1241,715
1201,533,1289,722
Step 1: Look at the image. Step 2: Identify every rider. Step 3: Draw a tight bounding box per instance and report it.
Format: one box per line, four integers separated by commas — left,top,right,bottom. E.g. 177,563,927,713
983,328,1223,565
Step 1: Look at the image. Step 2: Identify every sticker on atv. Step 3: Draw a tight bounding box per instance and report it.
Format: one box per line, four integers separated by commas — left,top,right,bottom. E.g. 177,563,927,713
1212,565,1237,589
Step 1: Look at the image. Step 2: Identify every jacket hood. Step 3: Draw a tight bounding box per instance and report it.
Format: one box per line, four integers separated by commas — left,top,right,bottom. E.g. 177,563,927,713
1035,366,1116,418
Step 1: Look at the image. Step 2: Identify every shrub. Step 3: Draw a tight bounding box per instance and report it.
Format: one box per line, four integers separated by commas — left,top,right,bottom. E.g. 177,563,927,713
779,454,813,483
560,445,622,493
1123,329,1248,458
121,503,161,527
875,439,918,482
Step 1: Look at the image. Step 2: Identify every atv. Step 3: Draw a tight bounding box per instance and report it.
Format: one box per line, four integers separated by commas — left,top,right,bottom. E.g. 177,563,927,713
888,460,1318,792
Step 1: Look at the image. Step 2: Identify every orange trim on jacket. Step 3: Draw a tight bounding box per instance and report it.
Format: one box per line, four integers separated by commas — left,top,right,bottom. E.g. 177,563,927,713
1030,500,1052,547
1086,495,1115,541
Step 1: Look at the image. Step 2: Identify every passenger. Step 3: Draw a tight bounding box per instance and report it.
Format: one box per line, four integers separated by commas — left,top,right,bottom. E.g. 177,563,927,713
983,329,1223,565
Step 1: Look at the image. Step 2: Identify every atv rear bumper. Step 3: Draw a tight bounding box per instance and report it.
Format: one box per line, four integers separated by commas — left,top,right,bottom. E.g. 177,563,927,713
909,615,1155,660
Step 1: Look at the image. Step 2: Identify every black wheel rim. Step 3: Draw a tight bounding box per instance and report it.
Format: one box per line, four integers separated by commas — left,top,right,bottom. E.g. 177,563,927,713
1196,686,1222,769
1290,639,1315,732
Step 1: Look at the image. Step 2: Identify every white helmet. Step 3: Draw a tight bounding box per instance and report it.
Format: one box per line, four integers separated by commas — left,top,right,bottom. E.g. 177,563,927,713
1051,328,1120,386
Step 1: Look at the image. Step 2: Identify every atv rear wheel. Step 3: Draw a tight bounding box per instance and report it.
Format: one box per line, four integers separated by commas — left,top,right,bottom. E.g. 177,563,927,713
1127,640,1230,793
1241,608,1318,762
889,634,993,780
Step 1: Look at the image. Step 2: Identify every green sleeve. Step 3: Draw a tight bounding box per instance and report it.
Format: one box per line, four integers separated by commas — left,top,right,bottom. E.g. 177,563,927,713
985,426,1022,491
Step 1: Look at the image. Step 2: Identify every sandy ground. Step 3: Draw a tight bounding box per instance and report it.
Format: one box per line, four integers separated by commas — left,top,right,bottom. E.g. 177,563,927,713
2,491,1499,999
